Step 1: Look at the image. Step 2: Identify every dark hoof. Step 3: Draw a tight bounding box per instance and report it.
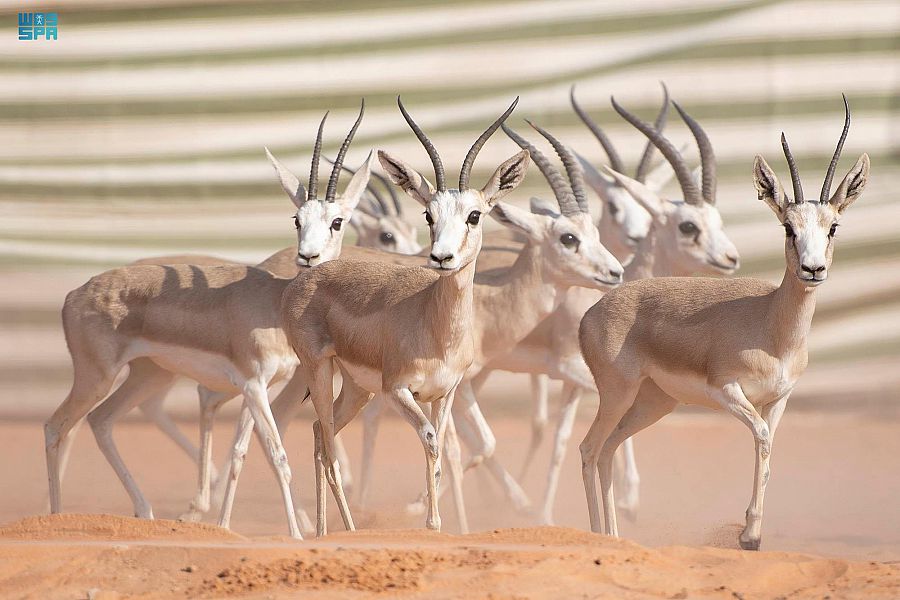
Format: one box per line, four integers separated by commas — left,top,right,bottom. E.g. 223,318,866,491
739,537,761,551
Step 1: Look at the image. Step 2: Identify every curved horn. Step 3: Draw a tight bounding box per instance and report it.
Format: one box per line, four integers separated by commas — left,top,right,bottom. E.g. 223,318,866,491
372,170,402,215
820,94,851,203
634,82,670,183
307,112,328,200
781,132,804,203
612,95,703,205
672,100,717,204
326,155,390,215
459,97,519,191
397,96,446,192
502,123,579,216
570,85,625,174
325,99,365,202
526,120,589,213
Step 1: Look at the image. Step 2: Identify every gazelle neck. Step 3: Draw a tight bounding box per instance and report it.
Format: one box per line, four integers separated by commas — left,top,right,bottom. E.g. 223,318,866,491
770,267,818,355
492,241,566,325
427,253,478,349
624,227,659,281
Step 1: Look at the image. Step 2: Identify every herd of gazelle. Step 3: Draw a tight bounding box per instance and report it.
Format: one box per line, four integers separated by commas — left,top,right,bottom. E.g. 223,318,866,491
44,86,869,550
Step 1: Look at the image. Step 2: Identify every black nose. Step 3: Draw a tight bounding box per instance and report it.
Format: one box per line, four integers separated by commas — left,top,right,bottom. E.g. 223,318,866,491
430,253,454,265
298,252,320,263
801,263,825,274
610,269,624,281
726,253,739,266
628,236,643,245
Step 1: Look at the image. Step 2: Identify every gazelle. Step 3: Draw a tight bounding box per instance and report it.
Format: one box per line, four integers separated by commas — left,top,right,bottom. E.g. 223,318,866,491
247,97,532,536
471,89,740,525
345,162,423,255
349,119,626,519
46,103,371,539
579,96,868,550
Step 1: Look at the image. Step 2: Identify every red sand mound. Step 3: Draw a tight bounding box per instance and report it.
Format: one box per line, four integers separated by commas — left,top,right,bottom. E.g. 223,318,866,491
0,513,245,542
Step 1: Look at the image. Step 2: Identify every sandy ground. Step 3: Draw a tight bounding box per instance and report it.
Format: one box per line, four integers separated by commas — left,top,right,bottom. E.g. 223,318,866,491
2,410,898,598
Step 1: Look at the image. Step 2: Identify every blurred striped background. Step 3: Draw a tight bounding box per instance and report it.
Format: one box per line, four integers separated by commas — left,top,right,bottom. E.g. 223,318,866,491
0,0,898,414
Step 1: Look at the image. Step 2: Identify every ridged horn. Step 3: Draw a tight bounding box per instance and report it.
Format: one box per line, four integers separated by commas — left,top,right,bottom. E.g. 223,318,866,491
397,96,446,192
570,85,625,174
459,97,519,191
325,155,389,215
527,120,589,214
820,94,851,203
307,112,328,200
672,100,717,204
325,99,365,202
612,95,704,205
634,82,670,183
502,123,579,217
781,132,804,203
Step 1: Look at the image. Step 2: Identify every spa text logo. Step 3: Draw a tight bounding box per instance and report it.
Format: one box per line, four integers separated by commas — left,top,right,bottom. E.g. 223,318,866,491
18,12,58,40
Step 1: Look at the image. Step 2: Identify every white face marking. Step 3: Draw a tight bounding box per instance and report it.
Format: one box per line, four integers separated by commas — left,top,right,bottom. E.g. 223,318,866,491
783,201,838,286
425,189,488,273
658,200,740,276
295,200,349,267
541,211,623,288
598,186,652,260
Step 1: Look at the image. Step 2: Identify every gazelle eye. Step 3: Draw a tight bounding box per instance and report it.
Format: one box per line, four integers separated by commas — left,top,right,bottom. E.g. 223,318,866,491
379,231,395,244
829,223,838,238
783,223,795,238
678,221,699,236
607,201,619,216
560,233,580,250
467,211,482,226
424,211,434,226
293,216,300,230
331,218,343,231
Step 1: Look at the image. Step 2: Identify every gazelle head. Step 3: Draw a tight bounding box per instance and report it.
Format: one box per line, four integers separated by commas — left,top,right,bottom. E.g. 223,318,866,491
570,84,681,259
379,97,530,274
753,96,870,287
496,121,623,288
265,100,372,268
606,94,740,276
329,159,423,255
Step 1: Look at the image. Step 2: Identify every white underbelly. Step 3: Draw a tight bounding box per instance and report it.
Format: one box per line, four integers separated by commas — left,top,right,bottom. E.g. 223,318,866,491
646,367,720,410
336,358,383,394
132,339,244,393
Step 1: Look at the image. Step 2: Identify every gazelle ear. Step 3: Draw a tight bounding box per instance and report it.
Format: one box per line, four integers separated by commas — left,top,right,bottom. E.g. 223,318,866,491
337,150,375,214
575,151,617,203
601,165,665,218
265,147,306,209
481,150,531,206
350,209,378,234
529,196,560,218
752,155,787,217
491,200,546,241
829,153,870,213
378,150,435,206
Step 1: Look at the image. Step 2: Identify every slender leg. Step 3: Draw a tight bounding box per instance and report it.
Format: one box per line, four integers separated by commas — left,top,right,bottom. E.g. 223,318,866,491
46,360,122,514
709,381,773,551
613,437,640,521
217,406,254,530
180,386,236,522
518,373,550,481
454,380,531,512
428,387,457,532
242,378,301,539
579,375,640,535
357,394,386,509
596,383,677,536
137,386,201,467
538,382,582,525
739,392,790,550
270,370,309,436
307,360,354,536
85,358,178,518
443,414,469,533
386,386,440,529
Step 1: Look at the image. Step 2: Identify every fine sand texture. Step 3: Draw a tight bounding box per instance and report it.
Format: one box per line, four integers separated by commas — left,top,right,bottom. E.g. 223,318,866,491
1,412,899,598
